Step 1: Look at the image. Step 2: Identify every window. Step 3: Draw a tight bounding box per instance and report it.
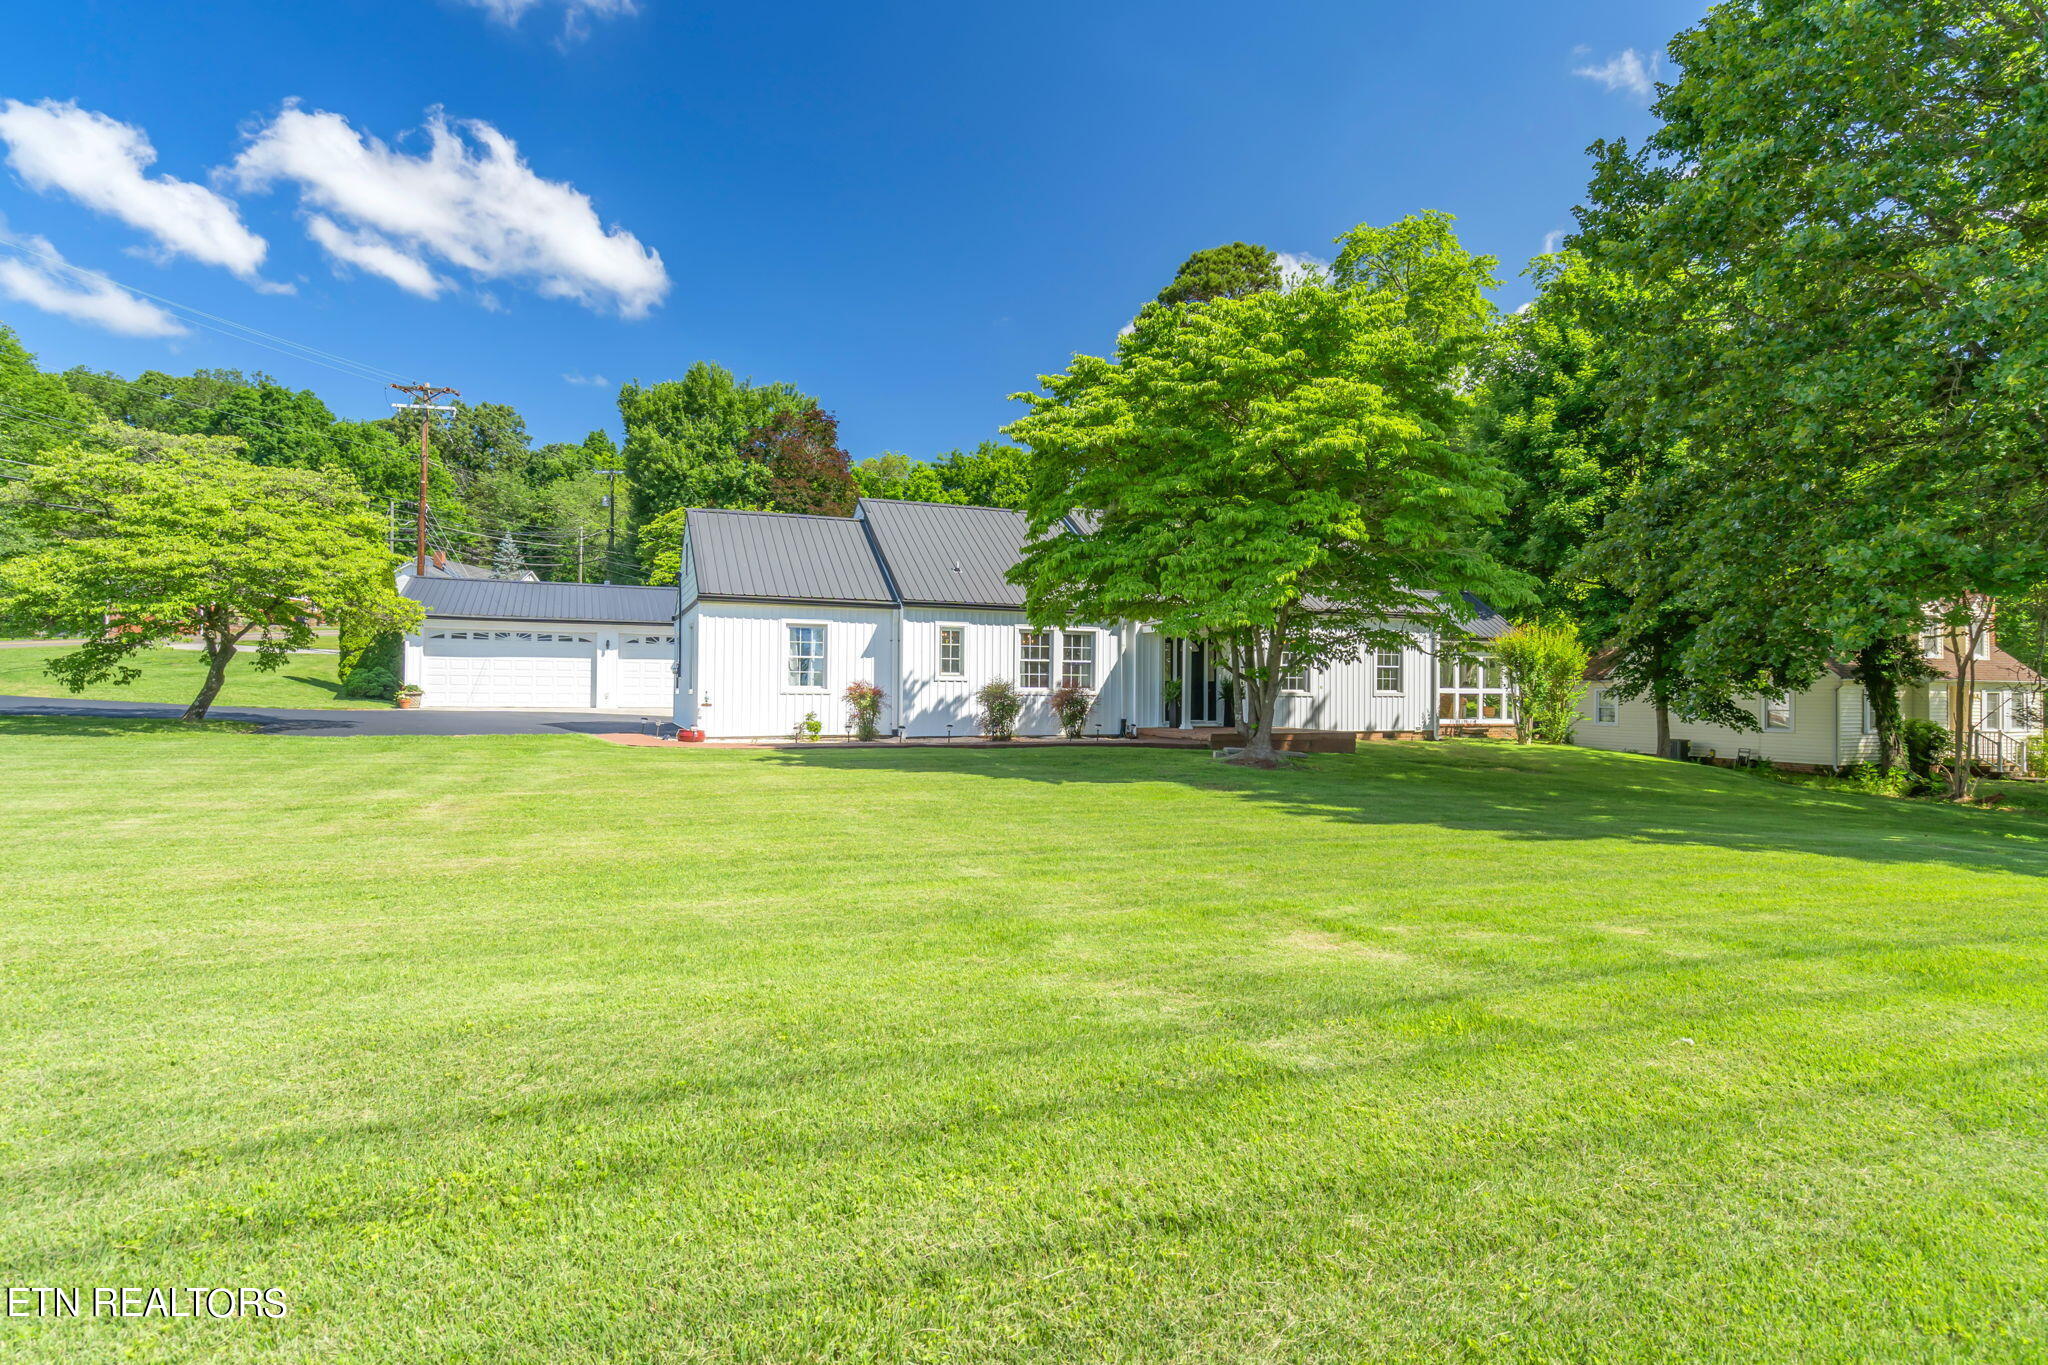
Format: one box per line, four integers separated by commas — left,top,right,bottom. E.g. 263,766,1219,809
1061,631,1095,689
1374,648,1403,694
1930,687,1949,725
1437,652,1509,722
787,625,826,689
1594,689,1617,724
1763,692,1793,731
1279,658,1309,693
1019,629,1051,689
938,626,965,678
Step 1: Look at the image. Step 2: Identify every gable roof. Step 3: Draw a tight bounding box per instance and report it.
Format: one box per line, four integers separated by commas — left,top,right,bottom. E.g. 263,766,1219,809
685,508,895,605
403,577,675,624
855,498,1037,608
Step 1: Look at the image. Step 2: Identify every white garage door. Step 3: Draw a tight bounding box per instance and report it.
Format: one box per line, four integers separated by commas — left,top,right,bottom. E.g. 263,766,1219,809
421,629,595,709
614,632,676,710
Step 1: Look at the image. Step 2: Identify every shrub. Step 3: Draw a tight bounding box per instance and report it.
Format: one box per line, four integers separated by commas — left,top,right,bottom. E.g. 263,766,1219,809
1833,762,1915,797
1900,718,1951,779
976,678,1022,740
1493,619,1591,745
792,711,823,742
843,680,886,741
1050,684,1092,739
338,664,398,701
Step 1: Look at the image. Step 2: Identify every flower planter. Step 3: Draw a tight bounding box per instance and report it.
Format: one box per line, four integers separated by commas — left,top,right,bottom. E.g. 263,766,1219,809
396,696,420,710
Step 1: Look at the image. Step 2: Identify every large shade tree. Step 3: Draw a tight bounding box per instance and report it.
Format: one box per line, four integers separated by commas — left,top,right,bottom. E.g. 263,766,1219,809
0,429,418,720
1009,213,1530,765
1577,0,2048,788
618,363,811,527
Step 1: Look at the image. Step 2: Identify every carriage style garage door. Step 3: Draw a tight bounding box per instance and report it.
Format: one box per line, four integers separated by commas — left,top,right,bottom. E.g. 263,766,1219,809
420,629,595,709
613,633,675,710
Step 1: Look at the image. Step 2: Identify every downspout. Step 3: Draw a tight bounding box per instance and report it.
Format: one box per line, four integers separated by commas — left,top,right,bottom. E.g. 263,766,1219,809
1427,626,1441,741
895,602,906,741
1123,620,1136,735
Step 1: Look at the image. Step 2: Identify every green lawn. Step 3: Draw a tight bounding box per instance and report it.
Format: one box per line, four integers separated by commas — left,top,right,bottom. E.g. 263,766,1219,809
0,644,386,710
3,725,2047,1362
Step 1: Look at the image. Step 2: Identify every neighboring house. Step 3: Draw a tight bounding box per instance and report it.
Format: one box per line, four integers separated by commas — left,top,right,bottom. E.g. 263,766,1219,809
398,577,677,711
396,551,539,584
675,497,1512,740
1575,622,2045,771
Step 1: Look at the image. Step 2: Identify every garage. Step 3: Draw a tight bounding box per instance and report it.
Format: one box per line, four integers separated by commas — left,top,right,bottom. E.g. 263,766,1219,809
399,577,678,712
613,632,676,710
420,628,597,709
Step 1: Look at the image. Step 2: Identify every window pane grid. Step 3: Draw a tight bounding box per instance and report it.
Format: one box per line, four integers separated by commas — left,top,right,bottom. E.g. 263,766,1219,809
1019,630,1051,689
788,625,826,689
938,627,964,677
1060,633,1095,689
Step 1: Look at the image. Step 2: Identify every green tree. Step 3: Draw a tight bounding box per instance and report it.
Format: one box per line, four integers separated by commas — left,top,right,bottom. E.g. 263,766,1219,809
1156,242,1283,306
206,381,339,469
1493,619,1592,745
0,428,417,720
59,366,257,434
0,325,99,465
1574,0,2048,781
1009,213,1530,766
931,441,1031,510
742,405,857,516
618,364,811,526
852,452,951,503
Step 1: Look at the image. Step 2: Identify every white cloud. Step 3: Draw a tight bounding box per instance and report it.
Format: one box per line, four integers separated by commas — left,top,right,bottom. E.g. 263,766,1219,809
229,104,669,318
305,214,447,297
1274,251,1331,289
0,229,185,337
453,0,639,43
0,100,269,281
1573,48,1661,102
1541,229,1568,254
562,370,611,386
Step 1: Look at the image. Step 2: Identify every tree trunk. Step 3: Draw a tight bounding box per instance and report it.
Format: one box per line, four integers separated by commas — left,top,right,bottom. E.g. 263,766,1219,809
183,612,246,722
1228,625,1288,768
1654,699,1671,758
1853,638,1906,771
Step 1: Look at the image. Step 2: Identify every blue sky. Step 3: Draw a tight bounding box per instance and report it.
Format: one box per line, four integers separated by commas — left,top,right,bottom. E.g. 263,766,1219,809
0,0,1700,458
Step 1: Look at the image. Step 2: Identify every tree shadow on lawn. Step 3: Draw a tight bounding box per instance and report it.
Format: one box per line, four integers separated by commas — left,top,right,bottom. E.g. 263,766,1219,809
755,741,2048,881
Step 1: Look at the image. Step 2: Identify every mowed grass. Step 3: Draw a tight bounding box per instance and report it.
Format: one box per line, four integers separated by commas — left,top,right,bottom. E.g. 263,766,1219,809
0,644,385,709
3,723,2047,1363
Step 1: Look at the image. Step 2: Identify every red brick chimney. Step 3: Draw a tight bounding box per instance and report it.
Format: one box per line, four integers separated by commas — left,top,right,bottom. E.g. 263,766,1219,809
432,549,447,570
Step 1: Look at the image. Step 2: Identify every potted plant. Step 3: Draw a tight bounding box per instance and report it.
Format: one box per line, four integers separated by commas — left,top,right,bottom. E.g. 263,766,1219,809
1050,684,1093,739
976,678,1022,741
1162,677,1183,728
843,680,885,741
394,684,423,710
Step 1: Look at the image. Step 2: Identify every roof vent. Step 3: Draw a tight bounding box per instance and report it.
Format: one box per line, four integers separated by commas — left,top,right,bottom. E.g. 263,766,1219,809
953,560,963,573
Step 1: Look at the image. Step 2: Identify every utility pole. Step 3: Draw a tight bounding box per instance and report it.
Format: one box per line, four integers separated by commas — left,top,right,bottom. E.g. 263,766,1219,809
576,529,585,584
597,467,622,583
390,383,460,576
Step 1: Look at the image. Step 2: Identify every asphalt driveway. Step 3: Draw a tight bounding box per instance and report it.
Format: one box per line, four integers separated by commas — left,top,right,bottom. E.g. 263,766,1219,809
0,695,665,736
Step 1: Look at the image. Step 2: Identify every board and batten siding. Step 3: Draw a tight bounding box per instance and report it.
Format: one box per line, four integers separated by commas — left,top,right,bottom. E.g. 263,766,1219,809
1270,637,1435,733
679,601,897,739
899,609,1132,738
1575,678,1846,767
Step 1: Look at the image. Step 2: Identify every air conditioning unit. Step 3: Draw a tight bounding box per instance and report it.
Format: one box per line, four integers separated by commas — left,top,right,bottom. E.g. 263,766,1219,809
1666,738,1692,761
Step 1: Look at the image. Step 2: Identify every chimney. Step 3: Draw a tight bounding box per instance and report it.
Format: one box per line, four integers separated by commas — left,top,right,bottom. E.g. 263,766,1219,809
432,550,447,570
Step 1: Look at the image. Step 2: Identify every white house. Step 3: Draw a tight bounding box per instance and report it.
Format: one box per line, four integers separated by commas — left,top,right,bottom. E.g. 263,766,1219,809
674,497,1514,740
399,576,677,711
1574,622,2045,772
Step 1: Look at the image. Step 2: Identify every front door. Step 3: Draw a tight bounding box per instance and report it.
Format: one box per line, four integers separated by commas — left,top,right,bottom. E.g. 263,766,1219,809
1185,642,1234,727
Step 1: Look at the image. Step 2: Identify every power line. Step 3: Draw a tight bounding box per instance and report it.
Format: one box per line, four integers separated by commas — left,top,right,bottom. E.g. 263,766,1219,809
0,230,410,388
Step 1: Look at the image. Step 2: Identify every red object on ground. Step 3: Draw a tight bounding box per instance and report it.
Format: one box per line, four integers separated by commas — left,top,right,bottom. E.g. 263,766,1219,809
675,729,706,743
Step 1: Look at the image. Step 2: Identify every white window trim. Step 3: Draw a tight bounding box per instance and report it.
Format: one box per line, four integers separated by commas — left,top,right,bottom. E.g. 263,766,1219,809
1018,626,1053,692
784,621,830,693
1592,688,1617,725
1279,660,1311,695
936,623,967,680
1060,629,1097,691
1762,691,1794,732
1373,647,1404,697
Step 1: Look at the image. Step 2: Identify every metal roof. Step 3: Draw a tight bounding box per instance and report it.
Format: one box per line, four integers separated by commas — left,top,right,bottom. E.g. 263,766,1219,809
685,508,895,605
856,498,1038,608
403,577,676,624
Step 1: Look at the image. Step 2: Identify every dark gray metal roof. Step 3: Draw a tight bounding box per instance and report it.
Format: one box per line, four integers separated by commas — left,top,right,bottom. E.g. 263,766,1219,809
856,498,1037,608
403,577,676,624
686,509,895,605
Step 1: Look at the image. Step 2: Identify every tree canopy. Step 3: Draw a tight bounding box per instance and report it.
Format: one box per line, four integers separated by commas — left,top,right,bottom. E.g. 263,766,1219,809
1009,213,1529,764
1155,242,1283,306
0,428,418,719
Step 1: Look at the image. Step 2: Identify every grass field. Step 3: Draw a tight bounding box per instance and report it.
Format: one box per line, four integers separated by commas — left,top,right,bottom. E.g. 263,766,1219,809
3,722,2046,1362
0,643,384,710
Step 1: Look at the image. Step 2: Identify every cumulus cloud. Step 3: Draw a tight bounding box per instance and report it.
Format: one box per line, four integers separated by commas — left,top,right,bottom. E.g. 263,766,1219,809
0,99,270,282
1274,251,1331,289
229,103,668,318
305,214,447,298
0,229,186,337
1573,47,1661,102
453,0,639,43
1541,228,1568,254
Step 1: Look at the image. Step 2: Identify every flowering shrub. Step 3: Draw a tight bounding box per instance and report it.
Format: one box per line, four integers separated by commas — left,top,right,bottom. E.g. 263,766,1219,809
976,678,1023,740
1050,684,1092,738
843,680,886,741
